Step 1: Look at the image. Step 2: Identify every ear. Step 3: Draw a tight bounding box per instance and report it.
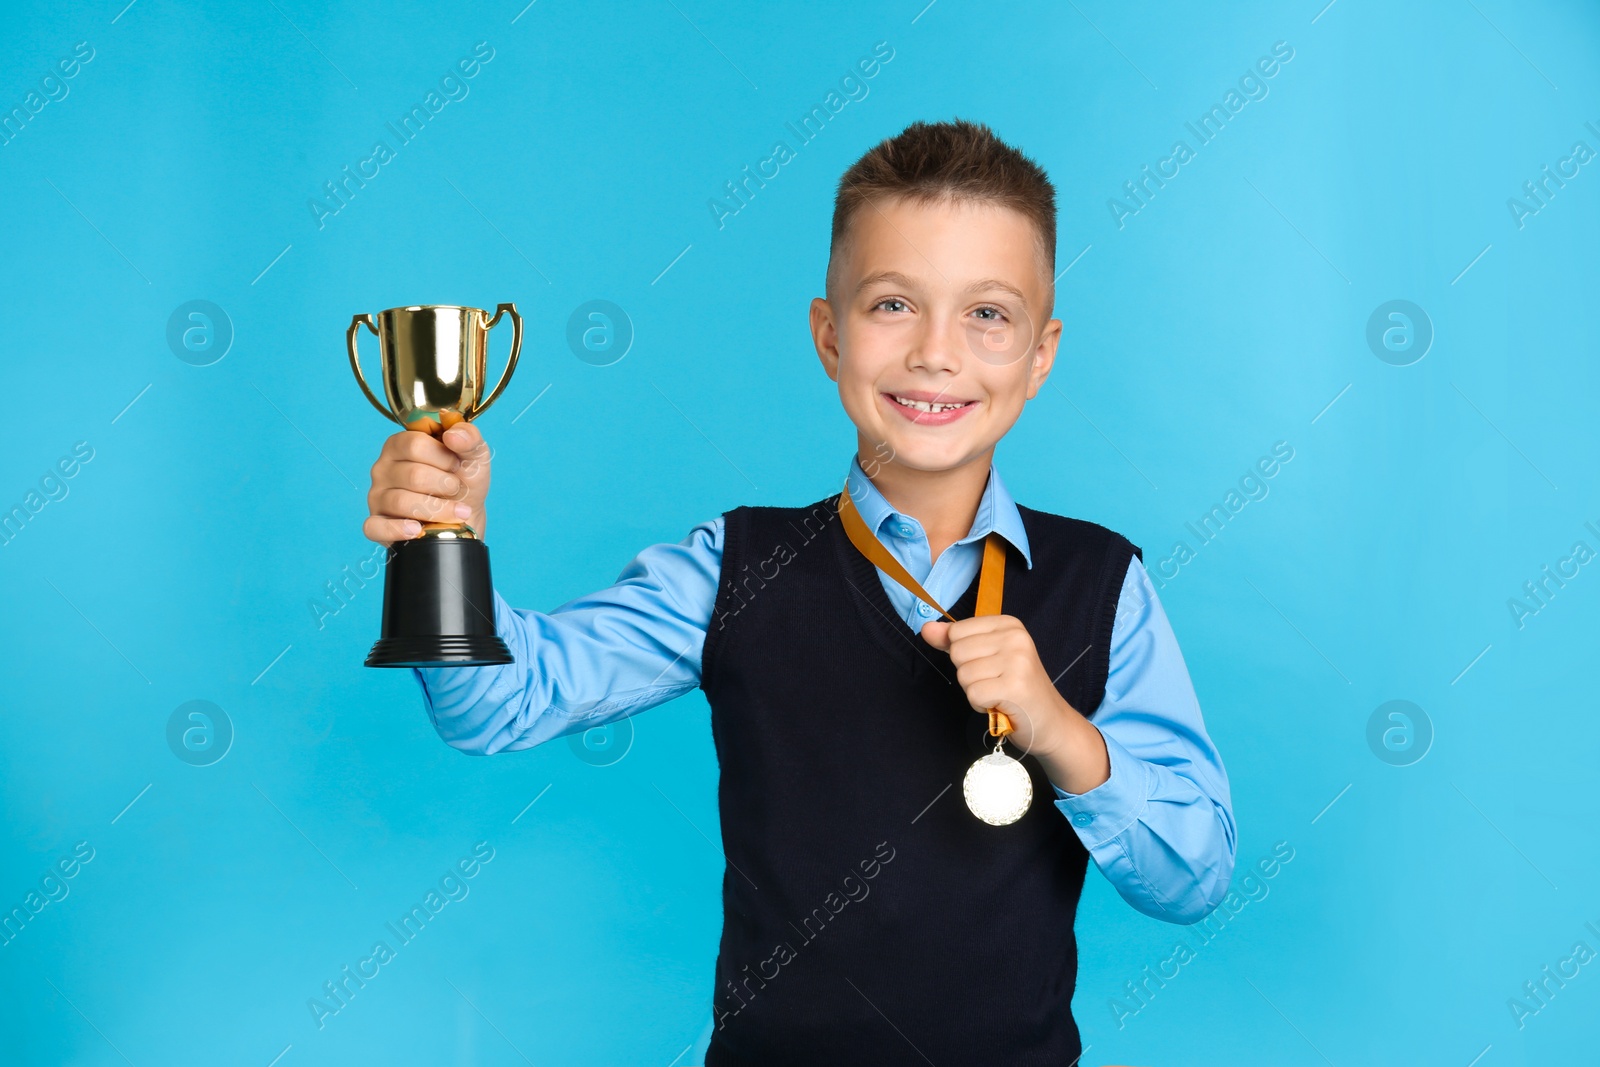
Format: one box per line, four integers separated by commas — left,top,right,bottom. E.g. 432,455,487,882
1024,316,1063,400
811,297,840,382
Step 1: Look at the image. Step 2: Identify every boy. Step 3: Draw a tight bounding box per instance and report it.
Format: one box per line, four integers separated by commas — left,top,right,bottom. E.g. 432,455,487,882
363,119,1234,1064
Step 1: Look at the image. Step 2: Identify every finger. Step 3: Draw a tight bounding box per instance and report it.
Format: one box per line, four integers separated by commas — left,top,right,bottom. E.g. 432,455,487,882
955,657,1006,689
920,620,951,649
942,632,1012,667
386,460,464,499
959,679,998,714
974,695,1039,740
374,487,474,524
963,679,1018,718
381,429,460,471
441,420,488,461
363,514,422,545
944,615,1023,639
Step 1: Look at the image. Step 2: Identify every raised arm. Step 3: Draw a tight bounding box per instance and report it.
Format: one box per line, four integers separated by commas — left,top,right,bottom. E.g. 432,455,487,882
413,517,723,755
359,416,724,757
1050,556,1238,924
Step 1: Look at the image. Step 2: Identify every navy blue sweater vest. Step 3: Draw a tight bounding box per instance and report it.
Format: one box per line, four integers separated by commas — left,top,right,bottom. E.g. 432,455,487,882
699,493,1140,1065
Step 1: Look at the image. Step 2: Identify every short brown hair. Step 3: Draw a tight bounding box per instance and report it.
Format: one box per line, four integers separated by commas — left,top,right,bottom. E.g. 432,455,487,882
826,119,1056,298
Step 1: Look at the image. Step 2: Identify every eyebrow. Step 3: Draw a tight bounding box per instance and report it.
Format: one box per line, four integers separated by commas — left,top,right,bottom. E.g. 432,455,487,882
856,270,1030,311
966,278,1029,310
855,270,919,296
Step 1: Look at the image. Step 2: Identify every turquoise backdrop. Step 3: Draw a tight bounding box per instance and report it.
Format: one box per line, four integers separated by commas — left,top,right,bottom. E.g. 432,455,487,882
2,1,1597,1063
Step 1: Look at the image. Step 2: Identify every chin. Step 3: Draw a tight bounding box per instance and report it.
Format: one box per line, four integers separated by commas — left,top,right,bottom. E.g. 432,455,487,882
878,434,983,472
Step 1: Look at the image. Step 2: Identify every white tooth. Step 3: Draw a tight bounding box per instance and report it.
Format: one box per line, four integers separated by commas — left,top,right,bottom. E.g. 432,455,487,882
893,395,970,413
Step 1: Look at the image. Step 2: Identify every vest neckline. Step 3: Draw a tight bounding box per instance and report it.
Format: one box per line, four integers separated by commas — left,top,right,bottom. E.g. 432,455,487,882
828,502,993,681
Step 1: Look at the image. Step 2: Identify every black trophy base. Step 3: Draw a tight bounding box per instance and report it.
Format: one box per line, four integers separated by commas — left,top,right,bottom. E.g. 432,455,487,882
365,535,514,668
364,634,512,668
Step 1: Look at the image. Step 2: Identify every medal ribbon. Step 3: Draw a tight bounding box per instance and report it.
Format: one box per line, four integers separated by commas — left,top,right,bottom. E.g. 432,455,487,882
837,485,1013,738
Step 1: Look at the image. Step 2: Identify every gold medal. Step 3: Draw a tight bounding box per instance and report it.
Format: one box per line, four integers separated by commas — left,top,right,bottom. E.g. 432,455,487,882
838,482,1033,827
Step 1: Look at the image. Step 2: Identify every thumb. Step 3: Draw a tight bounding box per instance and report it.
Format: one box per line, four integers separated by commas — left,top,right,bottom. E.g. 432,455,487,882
441,420,488,462
920,620,951,650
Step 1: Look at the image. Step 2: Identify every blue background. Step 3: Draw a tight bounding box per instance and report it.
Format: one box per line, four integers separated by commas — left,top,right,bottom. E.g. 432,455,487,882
3,0,1597,1063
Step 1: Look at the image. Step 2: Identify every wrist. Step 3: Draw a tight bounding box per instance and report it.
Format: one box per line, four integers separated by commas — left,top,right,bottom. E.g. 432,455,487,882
1030,704,1110,796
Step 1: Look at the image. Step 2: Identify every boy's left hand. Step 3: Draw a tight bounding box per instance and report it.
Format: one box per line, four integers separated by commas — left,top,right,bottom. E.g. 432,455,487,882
921,616,1111,795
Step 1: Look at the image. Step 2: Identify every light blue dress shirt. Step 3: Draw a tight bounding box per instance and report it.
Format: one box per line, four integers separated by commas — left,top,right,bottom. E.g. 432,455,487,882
415,456,1236,924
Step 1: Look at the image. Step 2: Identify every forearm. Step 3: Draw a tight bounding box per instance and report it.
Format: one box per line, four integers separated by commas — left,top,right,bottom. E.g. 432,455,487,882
413,520,721,755
1052,728,1237,923
1043,556,1237,923
416,588,703,754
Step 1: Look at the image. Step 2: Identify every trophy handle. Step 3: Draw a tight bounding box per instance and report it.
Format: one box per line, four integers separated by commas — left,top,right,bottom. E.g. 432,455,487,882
348,313,401,425
474,303,523,418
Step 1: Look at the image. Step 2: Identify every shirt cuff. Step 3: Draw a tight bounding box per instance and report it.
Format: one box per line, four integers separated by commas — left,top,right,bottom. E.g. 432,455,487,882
1050,728,1154,849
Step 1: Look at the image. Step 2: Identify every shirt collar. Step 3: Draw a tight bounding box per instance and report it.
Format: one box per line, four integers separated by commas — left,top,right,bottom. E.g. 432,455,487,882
844,454,1033,569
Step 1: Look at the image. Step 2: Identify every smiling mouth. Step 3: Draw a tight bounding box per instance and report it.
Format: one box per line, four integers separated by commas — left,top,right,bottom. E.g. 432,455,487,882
886,393,975,414
880,391,979,427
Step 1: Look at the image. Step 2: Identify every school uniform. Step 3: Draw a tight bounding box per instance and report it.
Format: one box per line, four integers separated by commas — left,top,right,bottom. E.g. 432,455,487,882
416,456,1235,1063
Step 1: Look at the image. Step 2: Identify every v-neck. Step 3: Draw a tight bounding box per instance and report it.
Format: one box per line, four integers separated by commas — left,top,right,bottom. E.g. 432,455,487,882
831,502,994,680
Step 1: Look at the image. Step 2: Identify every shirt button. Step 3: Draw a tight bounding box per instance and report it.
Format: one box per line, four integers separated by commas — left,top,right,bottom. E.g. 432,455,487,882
918,603,933,617
898,524,915,537
1071,812,1095,827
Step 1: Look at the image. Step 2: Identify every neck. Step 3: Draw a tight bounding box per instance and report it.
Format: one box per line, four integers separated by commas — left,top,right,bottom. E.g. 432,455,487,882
857,438,994,560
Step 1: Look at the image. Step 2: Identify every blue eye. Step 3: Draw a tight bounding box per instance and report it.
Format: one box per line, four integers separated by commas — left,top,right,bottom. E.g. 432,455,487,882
873,298,908,313
974,306,1007,322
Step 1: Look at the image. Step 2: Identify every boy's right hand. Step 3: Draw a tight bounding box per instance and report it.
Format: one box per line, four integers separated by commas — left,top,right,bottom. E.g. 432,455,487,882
363,421,492,545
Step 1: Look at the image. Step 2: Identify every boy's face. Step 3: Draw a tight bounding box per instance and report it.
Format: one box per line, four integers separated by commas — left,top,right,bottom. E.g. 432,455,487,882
811,196,1061,478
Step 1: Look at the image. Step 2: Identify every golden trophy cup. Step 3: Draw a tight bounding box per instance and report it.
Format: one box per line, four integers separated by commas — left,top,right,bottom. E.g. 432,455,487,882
348,303,522,667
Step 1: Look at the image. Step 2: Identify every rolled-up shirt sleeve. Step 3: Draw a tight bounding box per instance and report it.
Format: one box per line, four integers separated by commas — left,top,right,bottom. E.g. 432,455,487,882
412,517,722,756
1051,556,1237,924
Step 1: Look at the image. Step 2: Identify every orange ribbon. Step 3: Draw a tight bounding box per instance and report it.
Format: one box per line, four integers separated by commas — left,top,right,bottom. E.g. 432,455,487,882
837,487,1013,737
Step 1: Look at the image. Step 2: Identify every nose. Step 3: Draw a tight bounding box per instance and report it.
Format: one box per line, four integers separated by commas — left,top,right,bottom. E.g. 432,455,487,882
906,310,963,376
